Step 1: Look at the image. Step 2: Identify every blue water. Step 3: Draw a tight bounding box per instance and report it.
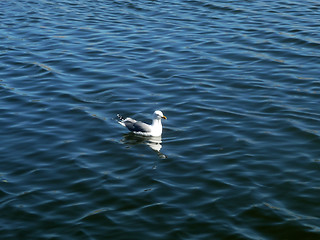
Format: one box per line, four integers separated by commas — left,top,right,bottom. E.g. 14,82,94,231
1,0,320,239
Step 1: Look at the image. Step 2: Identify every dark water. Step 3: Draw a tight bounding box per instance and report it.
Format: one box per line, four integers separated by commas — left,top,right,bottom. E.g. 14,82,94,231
1,0,320,239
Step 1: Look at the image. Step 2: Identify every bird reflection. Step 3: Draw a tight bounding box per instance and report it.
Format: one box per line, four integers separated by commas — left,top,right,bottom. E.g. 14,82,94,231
121,133,167,158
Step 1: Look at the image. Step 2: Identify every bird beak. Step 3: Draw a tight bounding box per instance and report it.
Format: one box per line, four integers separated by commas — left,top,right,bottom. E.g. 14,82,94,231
162,116,167,120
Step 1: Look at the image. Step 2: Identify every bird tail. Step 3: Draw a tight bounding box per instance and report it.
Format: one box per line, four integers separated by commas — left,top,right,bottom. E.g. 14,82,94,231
117,114,126,127
117,114,125,121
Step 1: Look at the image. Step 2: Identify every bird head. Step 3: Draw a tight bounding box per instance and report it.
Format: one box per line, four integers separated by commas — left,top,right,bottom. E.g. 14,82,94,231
153,110,167,120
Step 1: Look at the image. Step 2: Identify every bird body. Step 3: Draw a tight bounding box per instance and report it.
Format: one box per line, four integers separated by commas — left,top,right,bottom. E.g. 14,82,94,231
117,110,167,136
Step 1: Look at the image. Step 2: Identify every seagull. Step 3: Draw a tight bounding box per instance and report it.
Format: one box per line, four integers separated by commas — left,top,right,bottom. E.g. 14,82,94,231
117,110,167,136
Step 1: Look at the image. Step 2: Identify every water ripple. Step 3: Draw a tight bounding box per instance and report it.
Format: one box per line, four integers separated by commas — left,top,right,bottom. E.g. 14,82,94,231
1,0,320,239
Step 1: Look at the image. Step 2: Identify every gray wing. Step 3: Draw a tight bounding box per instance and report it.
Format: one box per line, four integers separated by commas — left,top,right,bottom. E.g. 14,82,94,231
124,119,152,133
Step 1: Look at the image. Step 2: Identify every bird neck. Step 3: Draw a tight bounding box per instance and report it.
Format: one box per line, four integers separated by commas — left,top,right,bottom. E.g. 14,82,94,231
151,118,162,127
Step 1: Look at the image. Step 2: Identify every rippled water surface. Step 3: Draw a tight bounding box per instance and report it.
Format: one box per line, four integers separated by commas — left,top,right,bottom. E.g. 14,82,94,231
1,0,320,239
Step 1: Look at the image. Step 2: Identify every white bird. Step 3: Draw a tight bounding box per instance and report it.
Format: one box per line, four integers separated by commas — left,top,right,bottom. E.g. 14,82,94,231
117,110,167,136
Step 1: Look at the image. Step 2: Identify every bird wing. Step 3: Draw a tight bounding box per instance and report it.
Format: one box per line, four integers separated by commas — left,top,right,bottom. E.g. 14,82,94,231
123,119,152,133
